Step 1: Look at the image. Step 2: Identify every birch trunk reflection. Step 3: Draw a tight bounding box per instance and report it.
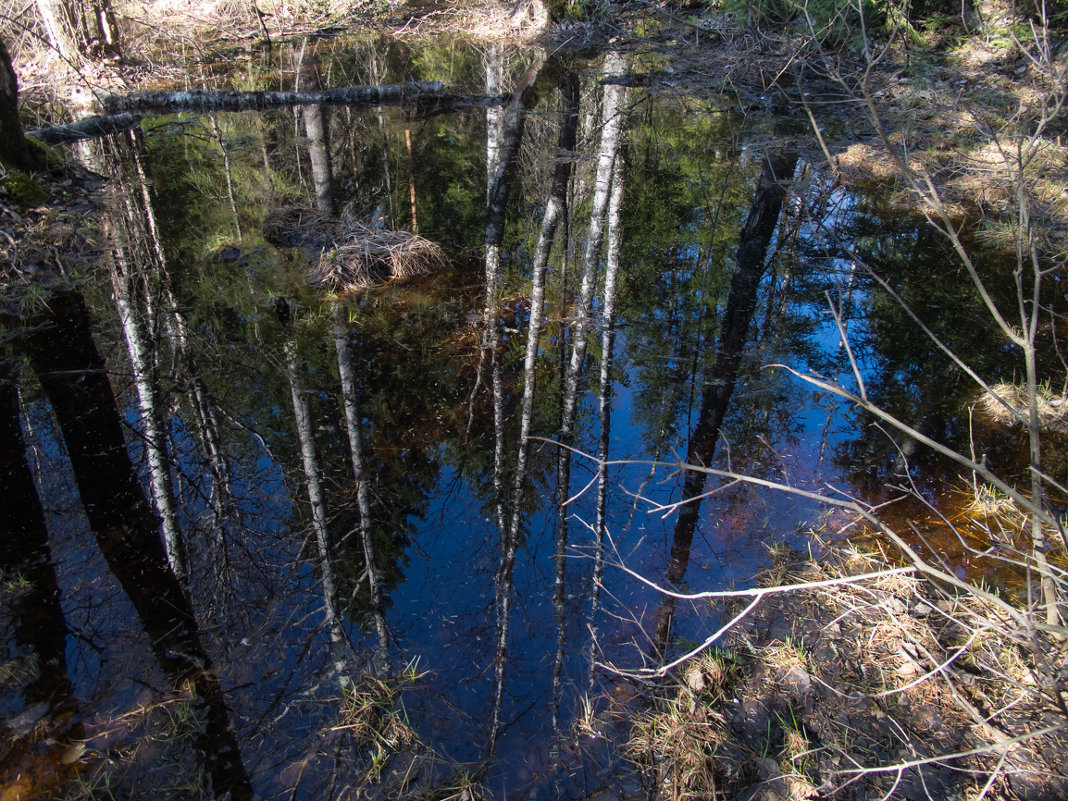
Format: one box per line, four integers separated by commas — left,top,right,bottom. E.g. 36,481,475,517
469,50,541,437
507,67,579,547
297,42,335,216
551,51,627,716
332,304,389,667
94,132,186,580
554,50,627,523
508,72,581,723
485,51,541,752
653,151,799,652
280,307,351,682
587,153,625,685
103,131,237,563
21,292,252,801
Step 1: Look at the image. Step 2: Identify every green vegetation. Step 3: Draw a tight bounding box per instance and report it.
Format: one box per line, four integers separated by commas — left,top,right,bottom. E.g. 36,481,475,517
1,169,48,208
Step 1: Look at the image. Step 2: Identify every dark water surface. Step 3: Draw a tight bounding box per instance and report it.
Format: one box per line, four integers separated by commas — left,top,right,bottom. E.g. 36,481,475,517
1,33,1034,800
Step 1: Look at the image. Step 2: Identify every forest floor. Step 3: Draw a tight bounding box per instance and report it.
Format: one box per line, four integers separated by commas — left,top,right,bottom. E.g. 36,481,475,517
6,0,1067,262
612,543,1068,801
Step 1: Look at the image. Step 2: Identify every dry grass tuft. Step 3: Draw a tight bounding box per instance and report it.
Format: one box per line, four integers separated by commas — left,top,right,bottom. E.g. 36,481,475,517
978,381,1068,434
263,206,447,293
622,546,1068,801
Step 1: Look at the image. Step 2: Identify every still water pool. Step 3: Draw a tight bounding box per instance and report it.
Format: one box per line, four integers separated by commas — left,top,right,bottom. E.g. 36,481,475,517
1,32,1026,800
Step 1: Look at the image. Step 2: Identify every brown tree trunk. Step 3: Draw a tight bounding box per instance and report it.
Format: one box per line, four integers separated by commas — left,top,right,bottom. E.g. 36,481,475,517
0,38,32,170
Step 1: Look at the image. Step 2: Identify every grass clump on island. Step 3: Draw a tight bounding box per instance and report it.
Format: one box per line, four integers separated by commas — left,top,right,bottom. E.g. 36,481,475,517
623,545,1068,801
263,206,448,293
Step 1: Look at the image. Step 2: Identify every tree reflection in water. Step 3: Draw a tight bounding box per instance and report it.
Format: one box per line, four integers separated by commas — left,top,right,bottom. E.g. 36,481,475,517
19,291,252,800
1,31,1030,800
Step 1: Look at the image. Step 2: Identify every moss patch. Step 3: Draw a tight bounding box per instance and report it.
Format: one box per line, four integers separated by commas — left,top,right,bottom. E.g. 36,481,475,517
1,170,48,209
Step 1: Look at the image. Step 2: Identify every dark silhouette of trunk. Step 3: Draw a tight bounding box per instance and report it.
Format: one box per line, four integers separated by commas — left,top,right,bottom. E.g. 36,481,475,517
0,358,74,712
20,292,253,801
654,151,798,650
0,37,33,170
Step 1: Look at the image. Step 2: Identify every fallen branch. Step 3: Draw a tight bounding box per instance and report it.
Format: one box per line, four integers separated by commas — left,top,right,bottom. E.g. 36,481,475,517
101,82,446,114
28,83,505,146
29,112,140,145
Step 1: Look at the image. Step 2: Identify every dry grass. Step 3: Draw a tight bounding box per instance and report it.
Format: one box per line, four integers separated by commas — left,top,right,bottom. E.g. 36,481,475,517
263,206,447,293
978,381,1068,434
622,547,1068,801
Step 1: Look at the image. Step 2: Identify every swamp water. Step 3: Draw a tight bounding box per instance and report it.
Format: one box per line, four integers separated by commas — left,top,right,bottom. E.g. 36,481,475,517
1,34,1034,800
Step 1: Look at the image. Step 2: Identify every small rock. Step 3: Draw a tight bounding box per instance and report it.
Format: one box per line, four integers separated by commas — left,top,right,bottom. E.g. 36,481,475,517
780,665,812,701
3,701,50,737
882,597,907,615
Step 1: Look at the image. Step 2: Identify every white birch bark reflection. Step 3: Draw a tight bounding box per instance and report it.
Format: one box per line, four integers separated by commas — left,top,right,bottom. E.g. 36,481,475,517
297,40,335,216
280,307,351,684
91,132,187,581
552,49,628,723
504,74,581,724
484,49,542,753
586,152,625,690
332,304,389,668
507,68,580,550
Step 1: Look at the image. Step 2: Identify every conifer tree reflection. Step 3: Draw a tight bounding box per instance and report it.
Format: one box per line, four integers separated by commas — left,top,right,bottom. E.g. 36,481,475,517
653,151,799,653
21,292,252,801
